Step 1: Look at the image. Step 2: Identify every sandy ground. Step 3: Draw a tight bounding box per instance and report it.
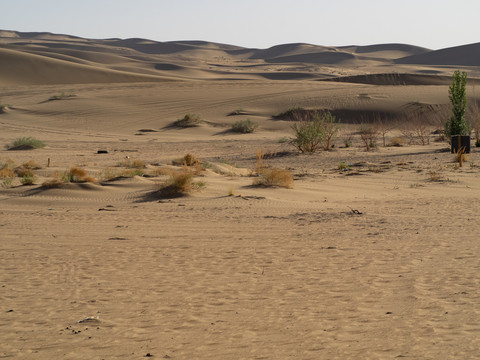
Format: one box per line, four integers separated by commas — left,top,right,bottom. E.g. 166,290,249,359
1,32,480,359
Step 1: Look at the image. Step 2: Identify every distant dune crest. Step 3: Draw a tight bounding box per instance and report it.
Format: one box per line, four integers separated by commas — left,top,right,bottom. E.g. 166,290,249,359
0,30,479,85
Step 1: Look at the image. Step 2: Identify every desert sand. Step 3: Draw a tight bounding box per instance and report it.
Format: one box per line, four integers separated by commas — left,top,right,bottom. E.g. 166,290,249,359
1,31,480,359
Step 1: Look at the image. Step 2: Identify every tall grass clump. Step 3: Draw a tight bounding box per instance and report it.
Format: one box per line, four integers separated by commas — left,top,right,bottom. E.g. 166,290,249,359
6,137,45,150
231,119,258,133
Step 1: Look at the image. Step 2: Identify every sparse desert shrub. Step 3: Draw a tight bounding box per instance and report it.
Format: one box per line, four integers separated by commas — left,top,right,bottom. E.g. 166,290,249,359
401,112,432,145
20,174,36,185
454,147,468,167
63,167,95,183
0,160,15,187
15,167,34,177
156,169,204,197
255,149,264,174
275,106,306,121
343,135,353,148
469,98,480,142
338,162,350,171
374,115,394,147
6,137,45,150
41,178,65,189
0,159,15,184
21,160,42,170
254,167,294,188
228,108,246,116
48,92,76,101
0,102,10,113
290,111,325,153
231,119,258,133
428,170,443,182
118,159,146,169
120,169,145,177
173,113,202,128
278,137,289,144
172,153,201,167
389,137,405,147
358,124,380,151
323,112,339,150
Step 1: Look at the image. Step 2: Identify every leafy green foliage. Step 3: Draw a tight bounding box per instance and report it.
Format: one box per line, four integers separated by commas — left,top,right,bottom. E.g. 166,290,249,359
445,71,470,137
290,110,338,153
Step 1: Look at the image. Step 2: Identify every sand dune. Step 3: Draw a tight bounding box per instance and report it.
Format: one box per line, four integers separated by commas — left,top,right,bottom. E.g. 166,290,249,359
0,47,172,85
320,73,454,86
2,30,480,85
2,30,480,360
397,42,480,66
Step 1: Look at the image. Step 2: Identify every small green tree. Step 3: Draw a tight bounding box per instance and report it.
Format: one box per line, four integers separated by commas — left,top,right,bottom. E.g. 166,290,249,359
290,110,339,153
445,70,470,137
290,111,324,153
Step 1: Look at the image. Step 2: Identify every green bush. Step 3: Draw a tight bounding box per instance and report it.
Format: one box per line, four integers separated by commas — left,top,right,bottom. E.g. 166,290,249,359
290,113,324,153
445,71,470,137
290,110,338,153
21,174,36,186
231,119,258,133
6,137,45,150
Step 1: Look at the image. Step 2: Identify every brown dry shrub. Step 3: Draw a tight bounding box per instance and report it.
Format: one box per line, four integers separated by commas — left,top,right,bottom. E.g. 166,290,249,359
64,167,95,183
41,178,65,189
254,168,294,188
15,167,34,177
22,160,42,169
388,137,405,147
0,167,15,179
172,153,201,167
156,169,204,198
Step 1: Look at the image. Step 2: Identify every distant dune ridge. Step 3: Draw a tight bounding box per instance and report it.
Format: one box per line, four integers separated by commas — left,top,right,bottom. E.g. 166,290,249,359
0,30,480,85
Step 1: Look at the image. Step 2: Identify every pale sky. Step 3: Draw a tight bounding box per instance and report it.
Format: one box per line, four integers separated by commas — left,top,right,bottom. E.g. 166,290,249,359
1,0,479,50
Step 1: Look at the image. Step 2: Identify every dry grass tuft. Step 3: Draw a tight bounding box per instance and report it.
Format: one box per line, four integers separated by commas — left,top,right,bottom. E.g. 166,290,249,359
172,153,201,167
41,177,65,189
455,147,468,167
156,169,204,198
254,167,294,188
64,167,96,183
22,160,42,170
